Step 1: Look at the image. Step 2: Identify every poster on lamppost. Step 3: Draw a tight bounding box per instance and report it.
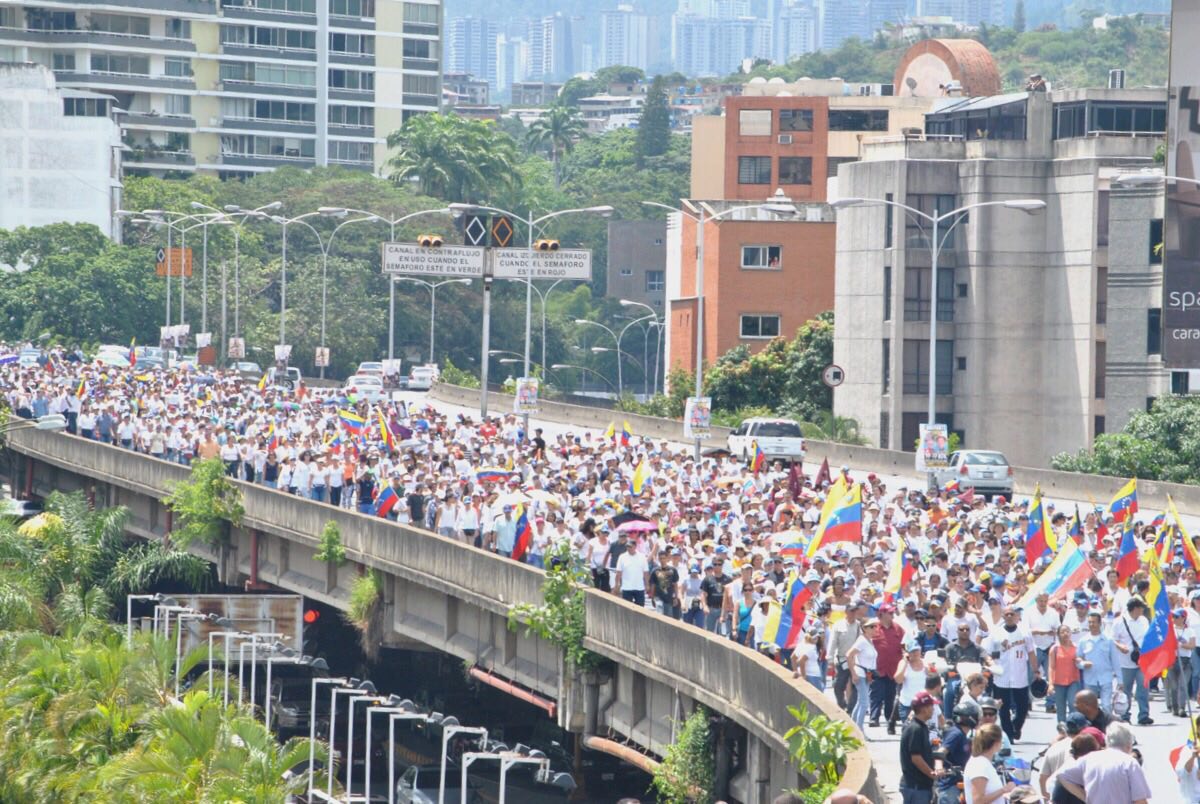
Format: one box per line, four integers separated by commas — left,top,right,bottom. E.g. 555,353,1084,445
916,423,949,472
514,377,539,413
684,396,711,440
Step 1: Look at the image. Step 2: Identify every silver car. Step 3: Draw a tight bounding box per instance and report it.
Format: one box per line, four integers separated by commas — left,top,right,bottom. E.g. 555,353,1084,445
934,450,1014,497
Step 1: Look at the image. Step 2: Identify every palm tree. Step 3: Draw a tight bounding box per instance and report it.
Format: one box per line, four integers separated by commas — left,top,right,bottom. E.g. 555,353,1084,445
526,105,586,186
799,411,869,446
386,113,521,203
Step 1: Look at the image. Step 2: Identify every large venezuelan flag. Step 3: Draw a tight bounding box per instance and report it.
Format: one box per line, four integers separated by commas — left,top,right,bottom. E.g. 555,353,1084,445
1138,555,1178,685
1108,478,1138,524
1115,523,1140,584
1024,495,1053,565
512,505,533,562
1015,539,1092,608
1169,495,1200,572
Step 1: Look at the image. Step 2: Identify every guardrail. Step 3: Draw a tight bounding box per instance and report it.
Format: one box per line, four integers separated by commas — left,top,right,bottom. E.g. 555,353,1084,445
2,425,881,802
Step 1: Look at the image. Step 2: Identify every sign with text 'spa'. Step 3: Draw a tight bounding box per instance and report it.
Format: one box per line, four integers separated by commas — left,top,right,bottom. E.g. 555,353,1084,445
381,243,484,277
493,249,591,280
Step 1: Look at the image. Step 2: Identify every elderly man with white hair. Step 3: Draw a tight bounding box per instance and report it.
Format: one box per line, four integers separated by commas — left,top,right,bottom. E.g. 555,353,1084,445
1054,721,1151,804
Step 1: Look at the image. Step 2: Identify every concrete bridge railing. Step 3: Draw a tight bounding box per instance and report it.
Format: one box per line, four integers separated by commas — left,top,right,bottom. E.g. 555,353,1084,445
2,425,882,803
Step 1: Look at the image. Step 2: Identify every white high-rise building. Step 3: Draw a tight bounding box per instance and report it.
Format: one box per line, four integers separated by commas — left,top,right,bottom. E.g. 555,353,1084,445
448,16,497,89
496,34,529,94
601,5,654,71
527,13,575,81
0,0,443,177
671,13,770,76
776,2,816,62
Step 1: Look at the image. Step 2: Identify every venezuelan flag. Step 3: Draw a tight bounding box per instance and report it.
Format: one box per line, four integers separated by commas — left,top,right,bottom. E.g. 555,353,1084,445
378,410,395,451
1138,554,1178,684
620,420,633,446
512,504,533,562
339,409,365,434
1169,495,1200,572
944,479,960,493
1068,507,1083,546
774,572,813,651
257,373,268,392
819,483,863,545
1024,495,1053,565
750,440,766,474
1015,539,1092,608
128,338,137,366
265,423,278,453
631,458,650,496
1115,522,1140,584
75,379,86,399
476,467,511,484
1108,478,1138,524
884,535,918,601
779,539,806,560
603,422,615,441
373,485,400,518
805,476,848,558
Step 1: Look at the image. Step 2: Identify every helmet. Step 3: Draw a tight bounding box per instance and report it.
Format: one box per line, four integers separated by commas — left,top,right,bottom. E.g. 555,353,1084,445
1030,677,1049,699
952,701,980,728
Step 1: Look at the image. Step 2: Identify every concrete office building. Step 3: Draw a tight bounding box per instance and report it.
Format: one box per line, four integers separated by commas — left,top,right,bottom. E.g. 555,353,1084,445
0,0,443,177
775,1,817,62
831,87,1168,465
0,63,122,239
671,13,771,78
607,220,667,315
447,15,497,90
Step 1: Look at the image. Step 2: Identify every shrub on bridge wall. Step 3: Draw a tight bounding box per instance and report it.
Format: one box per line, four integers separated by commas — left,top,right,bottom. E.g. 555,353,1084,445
507,539,602,671
163,458,245,548
345,569,384,660
783,702,860,794
314,521,346,566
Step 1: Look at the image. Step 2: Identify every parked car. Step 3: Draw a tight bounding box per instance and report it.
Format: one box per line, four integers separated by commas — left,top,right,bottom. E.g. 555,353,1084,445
396,765,484,804
268,676,318,737
726,417,805,465
408,365,439,391
267,366,302,390
933,450,1014,498
229,361,263,381
356,361,385,377
344,374,385,403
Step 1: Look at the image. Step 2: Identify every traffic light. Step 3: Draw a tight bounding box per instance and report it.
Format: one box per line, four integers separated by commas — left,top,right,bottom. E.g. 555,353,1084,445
304,608,320,624
533,239,560,251
417,234,444,248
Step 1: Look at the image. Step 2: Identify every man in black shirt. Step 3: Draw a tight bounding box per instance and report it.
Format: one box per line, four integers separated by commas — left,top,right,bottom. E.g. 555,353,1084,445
899,691,941,804
699,563,726,633
1073,688,1112,733
530,427,546,459
651,552,681,619
407,482,427,524
943,622,984,713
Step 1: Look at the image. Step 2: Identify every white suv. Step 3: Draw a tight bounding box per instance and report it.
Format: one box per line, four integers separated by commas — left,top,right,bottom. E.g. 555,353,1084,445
727,417,805,465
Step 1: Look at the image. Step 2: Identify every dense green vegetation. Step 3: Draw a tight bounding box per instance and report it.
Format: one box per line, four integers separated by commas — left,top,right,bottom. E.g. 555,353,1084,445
737,19,1169,90
1052,395,1200,485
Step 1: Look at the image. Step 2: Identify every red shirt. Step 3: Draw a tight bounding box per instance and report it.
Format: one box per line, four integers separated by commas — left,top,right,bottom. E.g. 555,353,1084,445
873,621,905,676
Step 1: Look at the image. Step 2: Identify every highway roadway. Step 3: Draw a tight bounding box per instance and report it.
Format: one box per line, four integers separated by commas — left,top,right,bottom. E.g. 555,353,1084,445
400,389,1197,802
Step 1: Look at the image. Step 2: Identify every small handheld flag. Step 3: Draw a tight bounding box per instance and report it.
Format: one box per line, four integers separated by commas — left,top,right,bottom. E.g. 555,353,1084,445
378,410,395,451
1168,495,1200,572
1108,478,1138,524
512,505,533,562
373,485,400,518
631,458,651,496
620,420,633,446
128,338,137,367
257,373,268,392
1137,554,1178,684
603,422,615,442
74,379,86,399
1115,522,1140,584
750,440,766,474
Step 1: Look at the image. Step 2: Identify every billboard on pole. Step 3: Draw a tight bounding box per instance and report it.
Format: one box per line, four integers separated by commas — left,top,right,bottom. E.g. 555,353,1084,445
381,243,485,277
1163,0,1200,365
493,249,592,280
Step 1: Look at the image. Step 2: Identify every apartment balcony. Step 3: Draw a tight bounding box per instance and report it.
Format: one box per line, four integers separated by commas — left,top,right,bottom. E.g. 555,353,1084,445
221,116,316,135
70,0,217,15
219,4,314,24
219,43,316,62
328,87,373,102
0,26,195,51
55,72,196,92
402,22,437,36
216,79,315,99
123,111,196,129
403,57,438,73
327,158,372,172
329,14,374,30
218,152,316,169
123,148,197,169
327,122,374,137
403,94,438,108
328,50,374,67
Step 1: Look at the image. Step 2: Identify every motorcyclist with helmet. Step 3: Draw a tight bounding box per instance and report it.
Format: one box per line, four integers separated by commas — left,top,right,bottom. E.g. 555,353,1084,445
935,701,980,804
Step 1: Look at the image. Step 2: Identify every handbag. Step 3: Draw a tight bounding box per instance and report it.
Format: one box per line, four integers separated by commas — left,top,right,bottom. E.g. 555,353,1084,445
1122,619,1140,664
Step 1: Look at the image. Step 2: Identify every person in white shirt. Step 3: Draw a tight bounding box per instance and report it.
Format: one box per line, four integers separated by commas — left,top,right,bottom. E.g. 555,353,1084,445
1113,597,1152,725
1024,592,1061,712
986,607,1038,743
964,723,1015,804
614,542,649,607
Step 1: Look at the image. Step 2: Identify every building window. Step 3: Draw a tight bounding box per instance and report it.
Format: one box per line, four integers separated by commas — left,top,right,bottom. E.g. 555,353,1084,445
738,109,772,136
881,338,890,393
1172,371,1191,394
90,53,149,76
1148,308,1162,355
1150,218,1163,264
905,194,958,249
328,69,373,90
828,109,888,131
330,32,374,55
328,105,373,126
778,156,812,185
1094,415,1105,438
1096,189,1109,247
903,267,954,322
330,0,375,16
1091,103,1166,136
165,18,191,38
402,38,434,59
646,270,664,292
737,156,771,184
327,140,373,163
779,109,812,132
883,265,892,321
402,74,438,95
902,339,953,394
740,314,781,339
1096,266,1107,324
741,245,781,270
164,94,191,115
402,1,438,23
619,267,633,277
1053,102,1086,139
63,97,107,117
879,412,890,447
26,9,76,30
252,99,315,122
51,52,75,72
90,13,150,36
164,58,192,78
884,192,893,248
1095,341,1106,399
827,156,855,177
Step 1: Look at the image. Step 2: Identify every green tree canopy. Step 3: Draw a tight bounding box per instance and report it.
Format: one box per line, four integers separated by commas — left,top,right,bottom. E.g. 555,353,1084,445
636,76,671,162
1052,395,1200,484
386,113,520,204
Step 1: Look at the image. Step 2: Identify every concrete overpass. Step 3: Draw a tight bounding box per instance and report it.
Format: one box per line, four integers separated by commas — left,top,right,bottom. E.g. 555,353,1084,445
2,426,882,804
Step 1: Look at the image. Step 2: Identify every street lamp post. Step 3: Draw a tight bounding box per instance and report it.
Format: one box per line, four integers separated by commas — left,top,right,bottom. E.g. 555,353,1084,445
620,299,663,395
642,192,799,460
550,363,617,394
448,203,614,435
831,195,1045,481
397,277,474,364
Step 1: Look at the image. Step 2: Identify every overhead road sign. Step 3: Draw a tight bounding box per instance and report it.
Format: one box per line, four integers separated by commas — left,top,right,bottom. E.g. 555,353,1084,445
493,249,592,280
382,243,484,277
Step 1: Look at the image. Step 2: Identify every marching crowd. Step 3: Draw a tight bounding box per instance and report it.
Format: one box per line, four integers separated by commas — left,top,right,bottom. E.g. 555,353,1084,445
4,348,1200,803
